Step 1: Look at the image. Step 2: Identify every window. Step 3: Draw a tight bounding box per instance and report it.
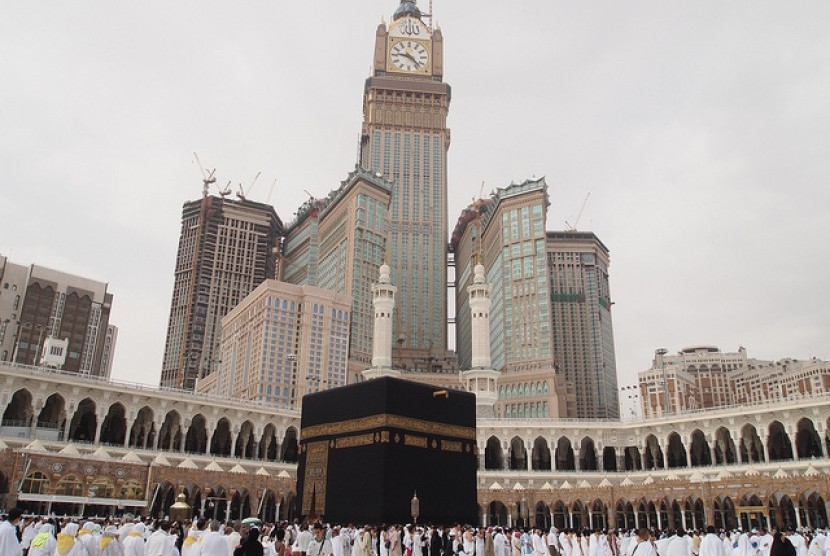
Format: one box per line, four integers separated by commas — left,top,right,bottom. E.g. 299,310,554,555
22,472,49,494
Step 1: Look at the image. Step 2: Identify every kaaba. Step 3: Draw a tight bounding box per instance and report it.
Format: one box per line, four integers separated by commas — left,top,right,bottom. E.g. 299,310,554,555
295,376,478,525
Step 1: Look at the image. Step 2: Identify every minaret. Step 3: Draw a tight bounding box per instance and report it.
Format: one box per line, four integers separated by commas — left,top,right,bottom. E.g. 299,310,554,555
469,263,492,369
363,263,401,379
461,263,499,417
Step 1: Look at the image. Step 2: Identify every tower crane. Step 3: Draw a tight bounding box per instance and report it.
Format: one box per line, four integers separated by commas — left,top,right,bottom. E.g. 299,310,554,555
193,152,216,197
565,192,591,231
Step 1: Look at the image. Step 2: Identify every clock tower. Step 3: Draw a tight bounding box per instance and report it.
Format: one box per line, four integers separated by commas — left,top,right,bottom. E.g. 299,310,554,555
360,0,451,366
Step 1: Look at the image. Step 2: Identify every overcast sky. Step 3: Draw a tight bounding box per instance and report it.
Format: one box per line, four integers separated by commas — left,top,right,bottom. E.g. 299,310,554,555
2,1,828,393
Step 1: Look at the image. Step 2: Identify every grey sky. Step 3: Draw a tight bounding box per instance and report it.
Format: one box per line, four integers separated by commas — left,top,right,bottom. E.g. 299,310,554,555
2,1,828,392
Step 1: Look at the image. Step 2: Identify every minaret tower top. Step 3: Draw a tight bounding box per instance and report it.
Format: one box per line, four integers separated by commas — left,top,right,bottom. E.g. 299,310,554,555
364,264,401,380
462,261,499,417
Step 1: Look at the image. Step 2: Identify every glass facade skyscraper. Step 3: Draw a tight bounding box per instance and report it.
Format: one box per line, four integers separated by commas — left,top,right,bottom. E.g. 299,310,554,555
547,231,619,419
359,4,451,362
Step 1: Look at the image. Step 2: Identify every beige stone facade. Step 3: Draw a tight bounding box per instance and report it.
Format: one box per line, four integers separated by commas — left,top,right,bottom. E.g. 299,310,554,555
2,361,829,529
197,280,351,409
640,346,830,418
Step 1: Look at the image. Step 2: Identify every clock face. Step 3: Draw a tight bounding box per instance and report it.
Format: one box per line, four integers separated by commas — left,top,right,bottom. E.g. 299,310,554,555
390,40,429,72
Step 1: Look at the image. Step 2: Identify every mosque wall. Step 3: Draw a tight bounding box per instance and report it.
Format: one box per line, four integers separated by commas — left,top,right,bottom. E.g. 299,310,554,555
1,361,829,528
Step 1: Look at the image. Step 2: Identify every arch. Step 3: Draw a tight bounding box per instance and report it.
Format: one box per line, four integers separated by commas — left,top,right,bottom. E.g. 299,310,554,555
531,436,551,471
666,432,688,468
805,492,828,529
211,486,229,521
795,418,822,459
159,410,183,451
603,446,617,472
488,501,508,526
768,420,794,461
261,490,278,522
210,418,232,456
644,434,664,469
624,446,642,471
99,402,127,445
714,496,737,531
281,427,299,462
590,499,607,530
509,436,527,470
234,420,257,459
555,437,575,471
2,388,33,427
55,475,83,496
739,494,766,530
571,500,587,529
185,484,201,510
690,429,712,466
128,405,156,449
685,497,706,530
230,489,252,520
663,498,683,531
535,501,551,529
772,495,797,530
259,424,279,461
552,500,568,529
152,484,176,519
185,414,208,453
741,424,765,463
36,393,66,436
616,499,635,531
485,436,504,470
714,427,738,464
68,398,97,442
579,437,598,471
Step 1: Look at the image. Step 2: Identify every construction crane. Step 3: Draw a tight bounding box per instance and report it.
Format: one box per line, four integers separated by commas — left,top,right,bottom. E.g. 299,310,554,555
193,152,216,198
218,180,232,198
236,171,262,201
265,179,277,204
565,192,591,231
236,172,262,201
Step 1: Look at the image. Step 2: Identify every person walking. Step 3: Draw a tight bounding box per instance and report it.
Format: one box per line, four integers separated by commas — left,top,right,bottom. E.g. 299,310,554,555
1,508,23,556
308,524,334,556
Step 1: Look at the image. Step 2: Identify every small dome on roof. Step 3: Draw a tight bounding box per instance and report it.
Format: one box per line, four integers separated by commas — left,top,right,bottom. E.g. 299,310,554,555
394,1,422,20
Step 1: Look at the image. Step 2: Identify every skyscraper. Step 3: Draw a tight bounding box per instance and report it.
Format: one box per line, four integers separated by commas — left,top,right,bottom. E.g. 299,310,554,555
451,181,619,419
198,280,351,409
452,179,553,373
0,254,115,377
359,1,451,363
282,167,392,383
547,231,619,419
160,195,282,390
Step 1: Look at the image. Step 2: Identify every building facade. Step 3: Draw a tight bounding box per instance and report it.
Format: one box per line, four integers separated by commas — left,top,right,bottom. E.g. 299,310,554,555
198,280,351,409
452,180,577,419
359,1,451,363
547,231,619,419
641,346,830,418
160,196,283,391
283,168,392,383
1,360,829,531
0,255,115,377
